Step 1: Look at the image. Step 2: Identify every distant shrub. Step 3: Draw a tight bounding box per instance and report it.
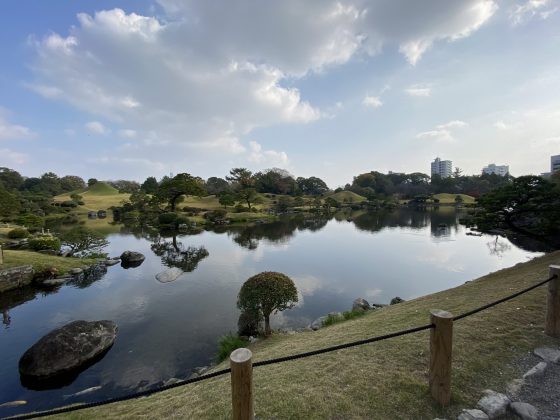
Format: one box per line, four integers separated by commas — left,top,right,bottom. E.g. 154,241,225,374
16,214,44,228
7,228,30,239
234,204,250,213
217,334,249,362
203,209,227,222
28,236,61,252
60,200,78,208
342,309,367,321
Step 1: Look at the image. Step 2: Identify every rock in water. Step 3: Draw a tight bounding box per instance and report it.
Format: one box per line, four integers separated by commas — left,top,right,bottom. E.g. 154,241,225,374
155,267,184,283
352,298,371,311
120,251,145,269
19,320,117,380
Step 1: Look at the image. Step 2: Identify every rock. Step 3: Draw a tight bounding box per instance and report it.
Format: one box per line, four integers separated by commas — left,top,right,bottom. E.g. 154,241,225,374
19,320,117,379
155,267,184,283
370,303,387,309
505,378,524,397
69,268,83,275
120,251,145,269
104,259,120,267
523,362,547,379
193,366,210,376
457,409,489,420
352,298,370,311
310,316,327,330
510,402,538,420
390,296,405,305
534,347,560,364
39,278,67,288
476,390,510,419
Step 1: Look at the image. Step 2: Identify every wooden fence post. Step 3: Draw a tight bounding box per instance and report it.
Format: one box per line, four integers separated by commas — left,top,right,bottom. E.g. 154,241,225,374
0,245,3,265
230,348,254,420
429,309,453,406
545,265,560,338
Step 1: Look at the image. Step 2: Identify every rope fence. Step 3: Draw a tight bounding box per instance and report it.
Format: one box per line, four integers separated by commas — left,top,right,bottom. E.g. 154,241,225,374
6,268,560,420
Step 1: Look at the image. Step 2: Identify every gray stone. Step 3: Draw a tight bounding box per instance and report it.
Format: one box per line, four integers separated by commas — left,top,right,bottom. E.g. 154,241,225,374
120,251,145,268
193,366,210,376
505,378,525,397
523,362,547,379
457,409,490,420
534,347,560,364
352,298,370,311
510,402,538,420
104,259,120,267
0,265,33,293
390,296,405,305
155,267,184,283
310,316,327,330
69,268,83,275
476,389,510,419
19,320,117,378
39,278,67,287
163,377,181,387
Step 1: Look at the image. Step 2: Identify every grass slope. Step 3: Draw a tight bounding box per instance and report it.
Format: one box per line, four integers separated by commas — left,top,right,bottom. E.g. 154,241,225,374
0,250,96,275
83,182,119,196
433,193,475,204
327,191,367,203
53,252,560,419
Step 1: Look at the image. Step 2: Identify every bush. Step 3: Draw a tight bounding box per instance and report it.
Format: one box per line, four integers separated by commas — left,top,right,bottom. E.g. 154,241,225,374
28,236,61,252
238,310,261,336
203,209,227,222
323,312,344,326
234,204,250,213
342,309,367,320
60,200,78,208
217,334,249,362
7,228,29,239
16,214,44,228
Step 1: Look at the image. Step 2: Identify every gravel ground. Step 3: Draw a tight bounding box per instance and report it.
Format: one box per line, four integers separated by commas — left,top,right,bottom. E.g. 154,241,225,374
509,349,560,420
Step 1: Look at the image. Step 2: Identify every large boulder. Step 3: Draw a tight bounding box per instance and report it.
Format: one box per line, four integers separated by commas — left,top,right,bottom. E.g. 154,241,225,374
120,251,145,268
19,320,117,382
390,296,405,305
352,298,371,311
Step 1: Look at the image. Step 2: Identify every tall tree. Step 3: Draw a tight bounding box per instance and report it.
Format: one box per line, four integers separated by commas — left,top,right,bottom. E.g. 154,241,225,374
0,168,23,191
206,177,231,195
156,173,206,211
140,176,159,194
60,175,86,192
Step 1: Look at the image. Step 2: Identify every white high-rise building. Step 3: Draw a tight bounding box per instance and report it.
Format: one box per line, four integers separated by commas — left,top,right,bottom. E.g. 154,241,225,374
551,155,560,172
431,157,452,178
482,163,509,176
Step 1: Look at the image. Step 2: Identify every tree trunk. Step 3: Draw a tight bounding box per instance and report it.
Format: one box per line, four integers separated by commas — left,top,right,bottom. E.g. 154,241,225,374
264,315,271,336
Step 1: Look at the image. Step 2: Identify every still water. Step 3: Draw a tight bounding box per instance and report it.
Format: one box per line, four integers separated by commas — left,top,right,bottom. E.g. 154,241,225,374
0,208,543,414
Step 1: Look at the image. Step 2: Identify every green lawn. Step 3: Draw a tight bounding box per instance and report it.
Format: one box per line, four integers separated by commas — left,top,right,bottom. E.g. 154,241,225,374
51,251,560,419
327,190,367,203
0,250,97,275
433,193,475,204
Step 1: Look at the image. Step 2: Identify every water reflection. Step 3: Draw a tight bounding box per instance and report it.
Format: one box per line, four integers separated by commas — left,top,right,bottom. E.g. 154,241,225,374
150,234,209,273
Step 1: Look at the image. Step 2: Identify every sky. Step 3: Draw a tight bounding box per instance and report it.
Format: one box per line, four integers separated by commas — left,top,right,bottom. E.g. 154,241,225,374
0,0,559,188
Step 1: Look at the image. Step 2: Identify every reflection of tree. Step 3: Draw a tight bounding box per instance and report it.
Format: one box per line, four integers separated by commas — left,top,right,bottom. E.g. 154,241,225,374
150,234,209,272
486,236,512,257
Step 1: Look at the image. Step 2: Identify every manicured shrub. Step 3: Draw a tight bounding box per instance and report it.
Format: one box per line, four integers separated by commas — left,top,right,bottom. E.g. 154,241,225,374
16,214,44,228
28,236,61,252
237,310,261,336
203,209,227,222
217,334,249,362
158,212,178,225
7,228,29,239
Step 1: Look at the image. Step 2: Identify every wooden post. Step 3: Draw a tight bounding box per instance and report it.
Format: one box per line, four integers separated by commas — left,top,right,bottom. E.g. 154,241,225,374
545,265,560,338
429,309,453,406
230,348,254,420
0,245,3,265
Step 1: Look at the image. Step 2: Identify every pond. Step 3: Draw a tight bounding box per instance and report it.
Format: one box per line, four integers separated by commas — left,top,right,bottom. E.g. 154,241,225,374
0,208,543,415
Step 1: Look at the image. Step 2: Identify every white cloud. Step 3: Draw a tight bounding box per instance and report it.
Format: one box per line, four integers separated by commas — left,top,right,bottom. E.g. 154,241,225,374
0,112,35,140
247,140,289,167
405,84,432,97
85,121,109,135
0,148,28,164
416,120,468,142
362,95,383,108
509,0,556,25
118,129,137,139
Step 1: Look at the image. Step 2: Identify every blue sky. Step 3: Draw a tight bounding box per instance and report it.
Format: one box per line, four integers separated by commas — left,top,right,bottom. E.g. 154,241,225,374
1,0,559,187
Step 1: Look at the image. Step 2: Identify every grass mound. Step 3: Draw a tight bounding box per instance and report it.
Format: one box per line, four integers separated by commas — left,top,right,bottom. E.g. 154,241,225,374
433,193,475,204
84,182,119,196
328,190,367,203
0,250,96,275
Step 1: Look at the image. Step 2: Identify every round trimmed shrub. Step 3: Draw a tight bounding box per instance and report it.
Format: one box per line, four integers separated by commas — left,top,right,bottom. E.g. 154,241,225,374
28,236,61,252
7,228,30,239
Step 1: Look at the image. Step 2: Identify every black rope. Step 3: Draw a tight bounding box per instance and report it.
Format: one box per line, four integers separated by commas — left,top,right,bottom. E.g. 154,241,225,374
6,274,557,419
453,274,557,321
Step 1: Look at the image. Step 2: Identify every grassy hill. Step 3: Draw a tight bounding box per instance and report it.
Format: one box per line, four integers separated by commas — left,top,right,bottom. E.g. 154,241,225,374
55,252,560,419
327,190,367,203
83,181,119,196
433,193,475,204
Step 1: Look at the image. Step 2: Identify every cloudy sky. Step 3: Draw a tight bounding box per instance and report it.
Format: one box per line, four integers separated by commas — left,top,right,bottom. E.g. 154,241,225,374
1,0,559,187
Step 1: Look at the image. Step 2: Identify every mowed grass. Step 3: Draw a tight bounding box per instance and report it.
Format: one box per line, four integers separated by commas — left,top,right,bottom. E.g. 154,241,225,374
433,193,475,205
327,190,367,203
51,252,560,419
0,250,96,275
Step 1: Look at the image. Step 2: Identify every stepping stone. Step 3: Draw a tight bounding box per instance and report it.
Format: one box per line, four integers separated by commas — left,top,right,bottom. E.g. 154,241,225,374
534,347,560,363
510,402,538,420
523,362,547,379
457,408,489,420
476,390,510,419
505,378,524,397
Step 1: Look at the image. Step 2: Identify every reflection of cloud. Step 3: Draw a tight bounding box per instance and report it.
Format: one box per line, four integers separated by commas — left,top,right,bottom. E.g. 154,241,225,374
365,288,382,299
416,251,465,273
292,275,323,308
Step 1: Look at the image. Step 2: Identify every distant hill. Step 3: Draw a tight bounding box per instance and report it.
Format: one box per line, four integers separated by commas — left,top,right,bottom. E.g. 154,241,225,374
327,191,367,203
83,182,119,196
